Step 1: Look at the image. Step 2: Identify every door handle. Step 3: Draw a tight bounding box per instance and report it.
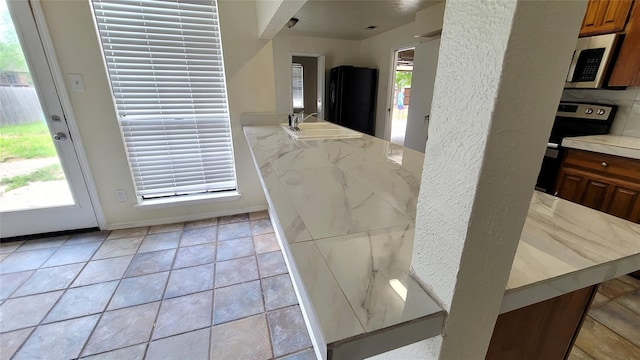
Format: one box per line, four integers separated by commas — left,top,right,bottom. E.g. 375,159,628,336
53,132,67,141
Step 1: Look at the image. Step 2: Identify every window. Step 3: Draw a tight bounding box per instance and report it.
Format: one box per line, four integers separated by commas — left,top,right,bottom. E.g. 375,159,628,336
91,0,236,200
292,63,304,109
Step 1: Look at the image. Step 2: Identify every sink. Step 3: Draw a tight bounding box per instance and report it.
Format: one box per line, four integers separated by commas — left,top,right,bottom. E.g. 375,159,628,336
281,122,363,140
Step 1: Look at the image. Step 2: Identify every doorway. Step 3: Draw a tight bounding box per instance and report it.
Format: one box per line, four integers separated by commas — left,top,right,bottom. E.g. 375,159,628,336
389,48,414,146
1,0,98,238
290,54,325,119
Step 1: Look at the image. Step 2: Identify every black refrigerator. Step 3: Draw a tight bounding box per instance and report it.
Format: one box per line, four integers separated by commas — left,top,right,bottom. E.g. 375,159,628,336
327,66,377,135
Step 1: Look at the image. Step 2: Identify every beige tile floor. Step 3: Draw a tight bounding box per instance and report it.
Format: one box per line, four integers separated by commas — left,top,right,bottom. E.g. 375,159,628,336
570,275,640,359
0,211,315,359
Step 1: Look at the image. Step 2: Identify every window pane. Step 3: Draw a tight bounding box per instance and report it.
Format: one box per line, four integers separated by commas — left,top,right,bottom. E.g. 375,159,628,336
91,0,237,200
292,63,304,109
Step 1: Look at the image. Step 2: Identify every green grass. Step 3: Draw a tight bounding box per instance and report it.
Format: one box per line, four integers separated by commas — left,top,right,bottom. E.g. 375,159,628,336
0,164,64,192
0,122,57,162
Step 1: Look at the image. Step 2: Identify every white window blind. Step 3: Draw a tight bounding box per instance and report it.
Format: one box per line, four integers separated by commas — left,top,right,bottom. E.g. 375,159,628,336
91,0,236,199
292,63,304,109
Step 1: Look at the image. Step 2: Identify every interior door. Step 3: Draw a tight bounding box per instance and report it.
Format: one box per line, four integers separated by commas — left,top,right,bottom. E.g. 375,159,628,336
404,38,441,152
0,0,97,238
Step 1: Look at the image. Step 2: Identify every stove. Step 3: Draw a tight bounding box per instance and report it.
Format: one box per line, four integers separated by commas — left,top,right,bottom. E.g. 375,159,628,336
535,102,617,194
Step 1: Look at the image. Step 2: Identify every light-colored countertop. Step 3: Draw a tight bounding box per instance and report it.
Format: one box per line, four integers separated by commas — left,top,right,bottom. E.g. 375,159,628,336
243,120,640,359
562,134,640,160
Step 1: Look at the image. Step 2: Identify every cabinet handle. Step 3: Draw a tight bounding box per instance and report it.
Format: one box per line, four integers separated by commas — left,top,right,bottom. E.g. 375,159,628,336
601,162,608,167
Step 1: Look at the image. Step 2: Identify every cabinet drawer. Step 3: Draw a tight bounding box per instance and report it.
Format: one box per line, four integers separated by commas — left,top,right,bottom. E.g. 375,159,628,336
562,149,640,182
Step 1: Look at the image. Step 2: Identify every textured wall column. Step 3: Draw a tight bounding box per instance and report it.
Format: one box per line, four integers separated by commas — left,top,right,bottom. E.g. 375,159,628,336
408,0,588,359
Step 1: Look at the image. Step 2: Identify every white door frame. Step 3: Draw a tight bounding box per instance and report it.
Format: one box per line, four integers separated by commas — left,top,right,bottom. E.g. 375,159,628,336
2,0,106,237
383,45,416,141
289,53,326,119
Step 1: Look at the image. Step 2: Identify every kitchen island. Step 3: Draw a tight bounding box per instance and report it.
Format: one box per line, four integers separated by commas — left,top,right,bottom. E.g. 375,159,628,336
243,119,640,360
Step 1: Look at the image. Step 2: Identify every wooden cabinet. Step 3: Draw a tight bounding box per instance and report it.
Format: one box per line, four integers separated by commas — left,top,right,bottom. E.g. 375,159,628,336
609,1,640,86
579,0,633,37
554,149,640,223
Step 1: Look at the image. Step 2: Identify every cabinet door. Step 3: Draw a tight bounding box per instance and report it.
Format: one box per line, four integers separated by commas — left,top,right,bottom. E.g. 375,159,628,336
555,167,588,202
580,0,633,37
555,167,613,211
603,183,640,222
609,1,640,86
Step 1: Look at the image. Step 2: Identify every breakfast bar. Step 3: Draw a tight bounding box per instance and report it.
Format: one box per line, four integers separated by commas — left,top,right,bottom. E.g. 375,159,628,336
243,118,640,359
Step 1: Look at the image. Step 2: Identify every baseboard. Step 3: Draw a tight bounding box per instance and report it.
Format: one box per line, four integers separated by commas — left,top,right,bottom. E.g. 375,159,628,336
105,205,268,230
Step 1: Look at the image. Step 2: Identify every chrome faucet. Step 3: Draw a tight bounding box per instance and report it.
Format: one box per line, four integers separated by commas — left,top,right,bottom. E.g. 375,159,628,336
290,112,318,131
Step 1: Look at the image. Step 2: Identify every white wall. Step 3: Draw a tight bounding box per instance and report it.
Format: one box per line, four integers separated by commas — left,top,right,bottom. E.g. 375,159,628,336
359,22,419,138
272,34,361,115
40,0,275,228
563,87,640,138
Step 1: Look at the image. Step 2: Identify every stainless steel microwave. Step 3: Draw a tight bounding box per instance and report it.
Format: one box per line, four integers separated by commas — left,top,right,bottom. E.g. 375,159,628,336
565,33,622,89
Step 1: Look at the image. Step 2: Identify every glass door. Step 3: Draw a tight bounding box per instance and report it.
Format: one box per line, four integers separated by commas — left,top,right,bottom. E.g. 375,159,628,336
0,0,97,237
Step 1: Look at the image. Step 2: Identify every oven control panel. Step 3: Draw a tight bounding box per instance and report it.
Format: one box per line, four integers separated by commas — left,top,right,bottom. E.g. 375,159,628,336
557,103,613,121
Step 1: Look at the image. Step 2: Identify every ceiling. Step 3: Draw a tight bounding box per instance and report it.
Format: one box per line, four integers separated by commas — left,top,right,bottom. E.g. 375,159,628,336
281,0,440,41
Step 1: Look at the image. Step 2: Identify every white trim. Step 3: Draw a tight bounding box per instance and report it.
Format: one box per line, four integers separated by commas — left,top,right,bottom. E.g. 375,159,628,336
289,52,326,119
384,45,417,141
105,205,267,230
135,191,242,210
30,0,107,230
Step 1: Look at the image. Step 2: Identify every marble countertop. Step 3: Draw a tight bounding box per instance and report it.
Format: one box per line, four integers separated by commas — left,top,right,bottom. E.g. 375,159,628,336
243,120,640,358
562,134,640,160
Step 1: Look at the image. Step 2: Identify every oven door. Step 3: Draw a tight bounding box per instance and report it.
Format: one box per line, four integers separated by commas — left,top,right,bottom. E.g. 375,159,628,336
535,145,561,194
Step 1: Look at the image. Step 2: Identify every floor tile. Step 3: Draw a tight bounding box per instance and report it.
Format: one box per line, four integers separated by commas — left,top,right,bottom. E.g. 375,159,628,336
568,346,594,360
251,219,274,236
257,251,288,278
138,231,181,253
107,227,148,240
72,255,133,287
42,242,101,267
80,343,146,360
215,256,259,288
164,263,214,299
253,233,281,254
278,348,316,360
92,237,143,260
17,236,67,252
218,213,250,225
0,270,34,300
64,231,109,245
615,289,640,315
184,218,217,230
250,210,269,221
124,249,176,278
180,226,217,247
147,328,210,360
210,314,272,360
0,241,24,254
268,305,313,358
82,302,159,356
12,263,84,297
213,280,264,324
591,292,610,307
152,291,212,339
173,243,216,269
0,291,63,332
590,301,640,347
598,278,636,298
44,281,119,323
0,327,34,359
262,274,298,311
618,275,640,289
148,223,184,235
13,314,99,360
218,222,252,241
0,248,56,274
216,237,254,261
575,317,640,359
108,272,169,310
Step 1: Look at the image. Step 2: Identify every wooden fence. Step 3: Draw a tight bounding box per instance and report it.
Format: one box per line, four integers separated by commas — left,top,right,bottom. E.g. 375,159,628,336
0,86,44,127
